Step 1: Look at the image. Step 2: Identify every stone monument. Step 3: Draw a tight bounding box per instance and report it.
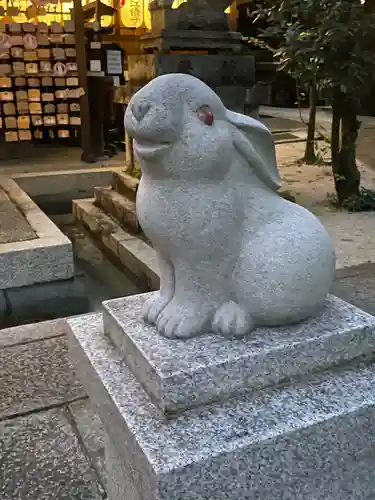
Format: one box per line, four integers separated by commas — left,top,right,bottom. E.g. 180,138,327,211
67,76,375,499
126,0,257,115
142,0,240,52
124,0,271,169
150,0,231,31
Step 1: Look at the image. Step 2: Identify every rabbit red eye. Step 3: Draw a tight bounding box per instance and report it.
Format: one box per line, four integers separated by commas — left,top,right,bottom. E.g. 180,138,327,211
197,106,214,126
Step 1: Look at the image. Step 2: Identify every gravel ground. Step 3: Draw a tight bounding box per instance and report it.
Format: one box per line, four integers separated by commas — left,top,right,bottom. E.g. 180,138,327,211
275,138,375,271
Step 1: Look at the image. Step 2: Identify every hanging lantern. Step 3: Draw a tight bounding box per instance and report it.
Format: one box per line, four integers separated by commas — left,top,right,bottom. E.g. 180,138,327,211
121,0,143,28
120,0,183,29
120,0,231,30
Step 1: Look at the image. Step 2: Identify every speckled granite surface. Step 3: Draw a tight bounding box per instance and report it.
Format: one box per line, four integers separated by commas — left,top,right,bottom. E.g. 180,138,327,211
0,408,103,500
68,312,375,500
103,292,375,414
0,318,106,500
0,334,85,420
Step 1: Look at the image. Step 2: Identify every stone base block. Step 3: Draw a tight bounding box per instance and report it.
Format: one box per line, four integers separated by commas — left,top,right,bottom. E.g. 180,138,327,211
127,53,255,114
140,29,244,53
104,433,146,500
67,294,375,500
102,293,375,415
128,53,255,88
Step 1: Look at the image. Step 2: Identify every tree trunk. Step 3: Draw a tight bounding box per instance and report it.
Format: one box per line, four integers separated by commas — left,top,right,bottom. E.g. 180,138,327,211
304,81,317,164
331,88,361,205
125,132,135,175
331,92,341,175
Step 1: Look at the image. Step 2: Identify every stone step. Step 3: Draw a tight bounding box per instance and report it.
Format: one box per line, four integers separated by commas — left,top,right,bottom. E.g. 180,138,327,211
94,186,139,234
72,198,159,291
102,292,375,415
112,171,139,202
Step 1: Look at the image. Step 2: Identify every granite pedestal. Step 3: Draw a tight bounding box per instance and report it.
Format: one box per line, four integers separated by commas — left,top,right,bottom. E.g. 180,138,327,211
140,29,244,53
67,292,375,500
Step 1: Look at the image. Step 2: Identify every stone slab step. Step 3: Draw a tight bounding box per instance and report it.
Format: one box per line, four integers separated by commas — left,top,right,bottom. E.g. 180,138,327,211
94,186,139,234
73,198,159,291
112,171,139,202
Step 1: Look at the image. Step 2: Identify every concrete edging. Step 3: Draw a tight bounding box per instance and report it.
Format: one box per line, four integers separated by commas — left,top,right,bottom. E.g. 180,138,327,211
12,167,121,212
0,176,74,289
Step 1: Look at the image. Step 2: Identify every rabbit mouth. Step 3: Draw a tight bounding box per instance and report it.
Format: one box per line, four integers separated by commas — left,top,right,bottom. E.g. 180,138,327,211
134,139,172,159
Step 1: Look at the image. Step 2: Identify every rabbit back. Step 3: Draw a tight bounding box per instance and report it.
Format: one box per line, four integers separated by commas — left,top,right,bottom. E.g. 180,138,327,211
232,201,336,325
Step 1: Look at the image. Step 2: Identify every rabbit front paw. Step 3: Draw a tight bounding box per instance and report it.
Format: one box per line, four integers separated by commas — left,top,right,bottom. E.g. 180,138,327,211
156,299,212,339
143,293,173,325
212,301,254,338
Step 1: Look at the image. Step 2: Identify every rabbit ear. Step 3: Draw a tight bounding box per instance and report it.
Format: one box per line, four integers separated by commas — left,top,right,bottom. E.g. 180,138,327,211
226,110,282,191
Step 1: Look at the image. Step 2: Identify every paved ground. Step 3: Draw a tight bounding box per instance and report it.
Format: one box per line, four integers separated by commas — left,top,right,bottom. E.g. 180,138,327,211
0,320,106,500
1,262,375,499
260,106,375,170
0,188,36,244
0,146,126,176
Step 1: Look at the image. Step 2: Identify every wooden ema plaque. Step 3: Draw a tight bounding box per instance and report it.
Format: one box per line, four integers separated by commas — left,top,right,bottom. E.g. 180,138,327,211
0,20,82,143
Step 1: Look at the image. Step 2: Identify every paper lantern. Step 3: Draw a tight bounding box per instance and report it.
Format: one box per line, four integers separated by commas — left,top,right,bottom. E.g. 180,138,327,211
121,0,144,28
121,0,185,29
121,0,231,29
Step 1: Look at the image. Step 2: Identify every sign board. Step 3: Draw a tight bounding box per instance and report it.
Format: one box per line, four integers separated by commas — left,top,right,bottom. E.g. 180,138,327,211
89,59,101,72
106,49,122,75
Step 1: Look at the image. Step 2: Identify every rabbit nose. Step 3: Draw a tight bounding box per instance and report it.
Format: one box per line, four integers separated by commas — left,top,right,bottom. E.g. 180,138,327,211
132,101,151,122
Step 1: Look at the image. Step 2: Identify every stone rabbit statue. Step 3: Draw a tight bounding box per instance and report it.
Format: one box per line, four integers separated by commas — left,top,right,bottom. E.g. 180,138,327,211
124,74,336,339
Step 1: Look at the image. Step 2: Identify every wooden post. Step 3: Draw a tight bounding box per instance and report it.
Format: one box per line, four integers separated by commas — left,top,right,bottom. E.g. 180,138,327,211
113,0,121,35
73,0,93,162
95,0,102,28
228,1,238,32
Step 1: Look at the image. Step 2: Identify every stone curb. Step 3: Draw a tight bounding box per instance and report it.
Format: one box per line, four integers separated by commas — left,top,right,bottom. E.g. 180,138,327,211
73,198,159,291
0,176,74,290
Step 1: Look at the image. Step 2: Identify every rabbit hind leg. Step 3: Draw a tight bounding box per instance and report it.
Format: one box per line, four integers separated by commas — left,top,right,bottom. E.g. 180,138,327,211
212,301,254,338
